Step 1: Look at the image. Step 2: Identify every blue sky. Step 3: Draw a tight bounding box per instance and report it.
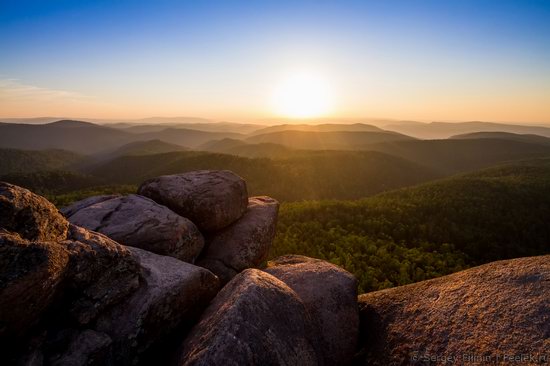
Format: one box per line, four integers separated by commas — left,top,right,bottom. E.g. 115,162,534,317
1,0,549,121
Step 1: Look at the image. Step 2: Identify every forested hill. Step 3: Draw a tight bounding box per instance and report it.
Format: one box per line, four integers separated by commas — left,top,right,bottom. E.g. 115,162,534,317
270,158,550,292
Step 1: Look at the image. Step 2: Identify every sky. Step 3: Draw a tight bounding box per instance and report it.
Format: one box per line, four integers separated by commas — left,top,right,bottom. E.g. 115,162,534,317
1,0,549,122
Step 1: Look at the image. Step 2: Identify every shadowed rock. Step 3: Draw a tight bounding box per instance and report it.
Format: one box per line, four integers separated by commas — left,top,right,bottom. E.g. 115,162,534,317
0,182,68,241
62,194,204,262
176,269,320,366
138,170,248,231
266,255,359,366
96,247,219,365
356,255,550,365
49,330,113,366
0,232,69,340
198,196,279,284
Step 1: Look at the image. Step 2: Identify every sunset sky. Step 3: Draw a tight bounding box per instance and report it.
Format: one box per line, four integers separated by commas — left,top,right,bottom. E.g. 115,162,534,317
1,0,549,122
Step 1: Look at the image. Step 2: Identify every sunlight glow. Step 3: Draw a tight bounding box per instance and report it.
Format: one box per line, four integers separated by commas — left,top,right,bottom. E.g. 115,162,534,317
271,73,333,118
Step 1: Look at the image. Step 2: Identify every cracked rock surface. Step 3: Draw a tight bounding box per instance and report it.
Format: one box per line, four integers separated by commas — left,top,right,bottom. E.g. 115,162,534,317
198,196,279,284
62,194,204,263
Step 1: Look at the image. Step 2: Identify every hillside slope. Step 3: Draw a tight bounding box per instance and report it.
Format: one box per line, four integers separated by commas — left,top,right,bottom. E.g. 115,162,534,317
245,130,414,149
0,120,243,153
271,159,550,291
0,148,87,175
450,131,550,145
365,138,550,174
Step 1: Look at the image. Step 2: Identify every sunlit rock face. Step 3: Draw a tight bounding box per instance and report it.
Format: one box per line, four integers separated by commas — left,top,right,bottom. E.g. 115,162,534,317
355,255,550,366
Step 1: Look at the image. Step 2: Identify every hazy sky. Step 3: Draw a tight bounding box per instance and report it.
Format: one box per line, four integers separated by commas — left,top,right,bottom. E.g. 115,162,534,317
1,0,549,122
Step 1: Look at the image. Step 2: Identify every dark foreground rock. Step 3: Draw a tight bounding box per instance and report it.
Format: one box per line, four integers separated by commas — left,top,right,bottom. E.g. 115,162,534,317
96,247,219,365
62,194,204,262
176,269,320,366
266,255,359,366
0,182,68,241
0,232,70,340
198,196,279,284
356,255,550,366
138,170,248,231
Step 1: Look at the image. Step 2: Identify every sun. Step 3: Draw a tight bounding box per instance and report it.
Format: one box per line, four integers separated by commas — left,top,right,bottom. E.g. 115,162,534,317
271,72,333,119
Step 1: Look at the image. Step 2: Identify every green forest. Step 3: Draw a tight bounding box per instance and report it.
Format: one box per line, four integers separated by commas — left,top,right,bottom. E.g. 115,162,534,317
271,159,550,292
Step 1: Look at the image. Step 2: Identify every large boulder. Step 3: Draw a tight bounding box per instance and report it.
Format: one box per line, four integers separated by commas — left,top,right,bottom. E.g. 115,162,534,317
0,232,70,340
0,182,68,241
356,255,550,365
265,255,359,366
198,196,279,284
176,269,321,366
138,170,248,231
96,247,220,365
62,194,204,263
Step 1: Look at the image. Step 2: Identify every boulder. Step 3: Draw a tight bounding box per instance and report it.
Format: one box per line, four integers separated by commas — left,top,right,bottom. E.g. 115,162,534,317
0,232,69,340
198,196,279,284
0,182,68,241
96,247,219,365
49,330,113,366
62,194,204,262
265,255,359,366
138,170,248,231
176,269,320,366
356,255,550,365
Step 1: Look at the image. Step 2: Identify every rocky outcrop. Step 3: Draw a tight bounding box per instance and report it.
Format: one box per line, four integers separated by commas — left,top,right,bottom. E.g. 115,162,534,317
176,269,321,366
0,182,68,241
0,182,216,366
356,255,550,365
96,247,219,365
138,170,248,231
198,196,279,284
266,255,359,366
62,194,204,262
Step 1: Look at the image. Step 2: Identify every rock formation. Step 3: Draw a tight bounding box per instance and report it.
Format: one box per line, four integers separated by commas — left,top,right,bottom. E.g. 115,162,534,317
355,255,550,365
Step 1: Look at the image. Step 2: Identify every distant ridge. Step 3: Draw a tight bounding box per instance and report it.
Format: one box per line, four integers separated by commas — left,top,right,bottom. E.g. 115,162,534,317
385,121,550,139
